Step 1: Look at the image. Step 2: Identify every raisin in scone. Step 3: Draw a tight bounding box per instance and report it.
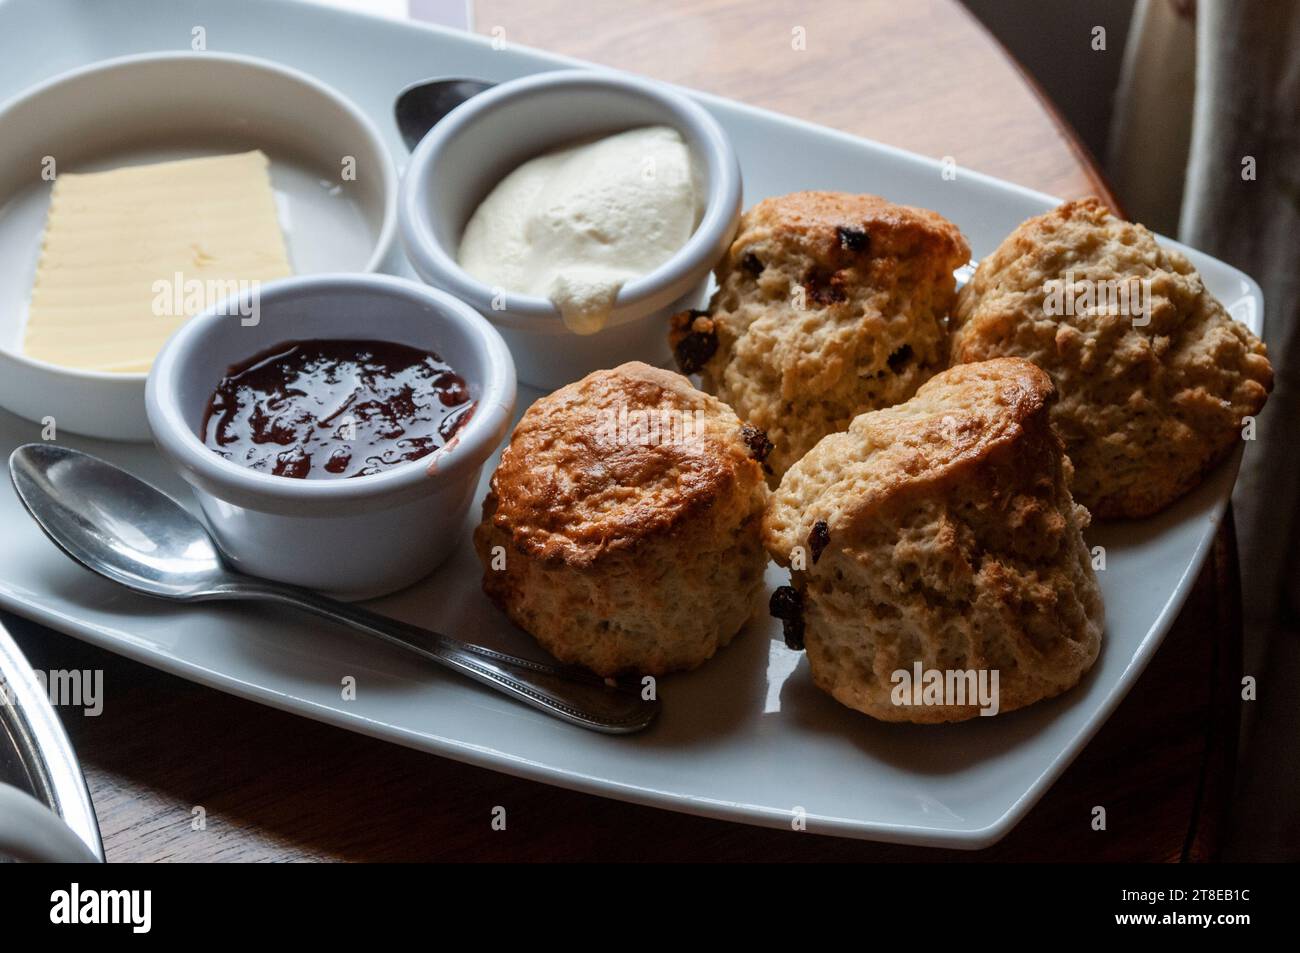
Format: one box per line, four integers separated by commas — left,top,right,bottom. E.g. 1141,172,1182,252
474,362,769,677
951,198,1272,519
763,358,1103,723
669,191,970,482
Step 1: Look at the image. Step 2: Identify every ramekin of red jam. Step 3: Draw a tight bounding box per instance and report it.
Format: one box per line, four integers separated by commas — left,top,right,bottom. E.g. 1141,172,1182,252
201,339,476,480
146,274,516,599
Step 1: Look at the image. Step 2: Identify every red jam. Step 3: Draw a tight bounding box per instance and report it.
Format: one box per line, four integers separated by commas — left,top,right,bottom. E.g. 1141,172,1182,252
201,339,474,480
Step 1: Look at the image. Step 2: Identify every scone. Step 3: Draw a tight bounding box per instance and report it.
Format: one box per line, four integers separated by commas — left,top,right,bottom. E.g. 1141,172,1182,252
474,361,770,676
763,358,1104,723
669,191,970,481
951,198,1272,518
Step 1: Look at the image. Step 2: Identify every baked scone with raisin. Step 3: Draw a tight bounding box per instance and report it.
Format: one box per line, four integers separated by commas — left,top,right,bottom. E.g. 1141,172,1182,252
763,358,1103,723
951,198,1272,518
669,191,970,482
474,362,770,676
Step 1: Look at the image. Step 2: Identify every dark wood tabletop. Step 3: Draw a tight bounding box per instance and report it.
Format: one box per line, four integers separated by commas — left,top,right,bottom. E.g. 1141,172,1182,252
3,0,1239,861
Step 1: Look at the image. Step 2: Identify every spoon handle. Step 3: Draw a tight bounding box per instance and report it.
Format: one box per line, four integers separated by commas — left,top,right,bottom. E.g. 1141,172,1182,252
238,582,659,734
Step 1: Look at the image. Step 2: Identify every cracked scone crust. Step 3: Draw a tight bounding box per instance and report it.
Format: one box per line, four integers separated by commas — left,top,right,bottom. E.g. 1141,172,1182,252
474,362,769,676
669,191,970,482
951,198,1272,518
763,358,1104,723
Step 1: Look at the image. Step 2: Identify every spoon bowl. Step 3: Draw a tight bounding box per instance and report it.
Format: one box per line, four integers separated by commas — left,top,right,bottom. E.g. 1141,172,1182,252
10,443,229,600
394,77,494,150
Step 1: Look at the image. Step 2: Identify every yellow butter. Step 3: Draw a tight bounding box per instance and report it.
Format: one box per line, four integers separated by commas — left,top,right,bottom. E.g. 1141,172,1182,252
24,151,292,373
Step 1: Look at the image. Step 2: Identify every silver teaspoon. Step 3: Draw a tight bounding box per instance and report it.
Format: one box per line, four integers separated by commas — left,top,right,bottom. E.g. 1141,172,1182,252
8,444,658,734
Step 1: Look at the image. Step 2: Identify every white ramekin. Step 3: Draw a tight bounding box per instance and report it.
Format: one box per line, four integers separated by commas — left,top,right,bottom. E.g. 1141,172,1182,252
399,68,742,390
0,51,398,442
145,274,516,600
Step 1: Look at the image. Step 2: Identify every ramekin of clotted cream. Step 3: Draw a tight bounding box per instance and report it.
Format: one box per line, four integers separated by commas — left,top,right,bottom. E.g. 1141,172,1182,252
398,69,742,389
456,126,703,336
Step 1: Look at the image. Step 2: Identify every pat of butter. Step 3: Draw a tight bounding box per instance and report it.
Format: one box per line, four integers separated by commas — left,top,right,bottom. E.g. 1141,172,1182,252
24,151,292,373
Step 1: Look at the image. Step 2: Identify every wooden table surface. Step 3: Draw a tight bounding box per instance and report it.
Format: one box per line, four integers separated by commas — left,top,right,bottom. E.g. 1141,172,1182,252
4,0,1238,861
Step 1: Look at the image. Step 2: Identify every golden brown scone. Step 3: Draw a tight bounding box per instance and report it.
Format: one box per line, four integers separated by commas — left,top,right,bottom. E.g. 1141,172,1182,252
474,362,769,676
763,358,1104,723
669,191,970,482
951,198,1272,519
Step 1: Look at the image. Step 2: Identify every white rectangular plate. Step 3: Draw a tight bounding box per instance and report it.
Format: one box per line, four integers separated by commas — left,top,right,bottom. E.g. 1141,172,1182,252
0,0,1262,847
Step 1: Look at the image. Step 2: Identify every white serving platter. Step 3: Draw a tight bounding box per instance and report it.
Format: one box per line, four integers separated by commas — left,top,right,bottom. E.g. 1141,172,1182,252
0,0,1263,847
